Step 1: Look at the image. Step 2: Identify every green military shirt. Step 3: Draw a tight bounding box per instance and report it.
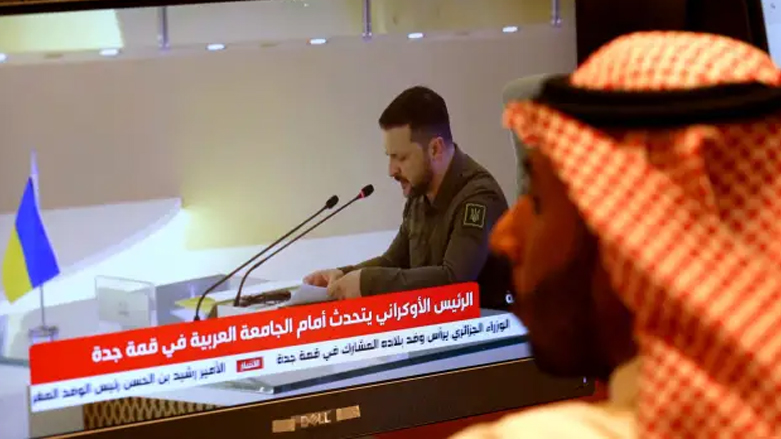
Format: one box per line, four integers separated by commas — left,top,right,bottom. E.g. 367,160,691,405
339,146,513,310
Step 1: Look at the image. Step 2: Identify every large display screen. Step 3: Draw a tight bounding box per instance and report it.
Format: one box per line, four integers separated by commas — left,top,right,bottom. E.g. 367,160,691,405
0,1,577,437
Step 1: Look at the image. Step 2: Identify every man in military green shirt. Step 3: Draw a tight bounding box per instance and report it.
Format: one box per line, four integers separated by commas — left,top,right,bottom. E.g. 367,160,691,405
303,86,513,310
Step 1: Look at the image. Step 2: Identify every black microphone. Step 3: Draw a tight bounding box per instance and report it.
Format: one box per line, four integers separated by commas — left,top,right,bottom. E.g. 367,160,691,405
192,194,339,321
233,184,374,306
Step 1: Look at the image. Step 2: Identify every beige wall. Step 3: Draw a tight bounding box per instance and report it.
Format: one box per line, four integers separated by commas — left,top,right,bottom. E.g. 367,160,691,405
0,24,576,249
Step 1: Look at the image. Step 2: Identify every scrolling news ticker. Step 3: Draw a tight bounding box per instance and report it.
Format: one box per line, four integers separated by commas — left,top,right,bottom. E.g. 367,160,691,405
28,282,524,412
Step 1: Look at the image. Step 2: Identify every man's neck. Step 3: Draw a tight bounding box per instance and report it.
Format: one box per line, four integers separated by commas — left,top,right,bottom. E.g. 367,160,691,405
608,357,639,409
426,150,455,203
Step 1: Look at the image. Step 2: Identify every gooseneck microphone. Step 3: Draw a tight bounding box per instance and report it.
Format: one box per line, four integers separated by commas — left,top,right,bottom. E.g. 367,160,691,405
192,194,339,321
233,184,374,306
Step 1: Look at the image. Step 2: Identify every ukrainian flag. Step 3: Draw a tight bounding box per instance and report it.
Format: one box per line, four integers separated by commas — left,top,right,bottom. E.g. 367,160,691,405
1,153,60,303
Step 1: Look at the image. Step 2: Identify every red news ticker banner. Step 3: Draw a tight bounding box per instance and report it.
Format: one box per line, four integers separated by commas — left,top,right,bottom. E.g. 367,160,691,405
29,282,480,385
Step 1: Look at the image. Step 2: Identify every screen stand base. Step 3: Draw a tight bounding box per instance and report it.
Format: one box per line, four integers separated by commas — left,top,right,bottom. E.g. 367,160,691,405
28,325,59,345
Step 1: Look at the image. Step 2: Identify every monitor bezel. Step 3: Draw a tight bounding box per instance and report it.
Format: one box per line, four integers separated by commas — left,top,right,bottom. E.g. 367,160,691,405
0,0,236,15
47,358,593,439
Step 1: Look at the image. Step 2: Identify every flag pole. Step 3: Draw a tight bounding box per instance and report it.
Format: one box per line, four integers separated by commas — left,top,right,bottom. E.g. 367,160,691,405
27,150,58,345
39,283,46,328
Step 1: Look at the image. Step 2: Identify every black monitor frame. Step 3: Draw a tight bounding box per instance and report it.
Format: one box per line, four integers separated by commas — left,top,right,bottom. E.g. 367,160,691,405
0,0,225,15
1,1,595,438
11,0,774,437
50,359,592,438
575,0,770,65
687,0,769,53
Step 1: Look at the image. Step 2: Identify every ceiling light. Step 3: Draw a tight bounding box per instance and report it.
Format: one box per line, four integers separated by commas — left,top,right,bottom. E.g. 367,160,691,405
502,26,519,33
99,48,119,57
0,53,6,63
407,32,424,40
309,38,327,45
206,43,225,51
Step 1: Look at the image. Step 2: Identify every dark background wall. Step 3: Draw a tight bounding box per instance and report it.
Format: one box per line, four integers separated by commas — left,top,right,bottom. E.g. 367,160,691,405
576,0,769,64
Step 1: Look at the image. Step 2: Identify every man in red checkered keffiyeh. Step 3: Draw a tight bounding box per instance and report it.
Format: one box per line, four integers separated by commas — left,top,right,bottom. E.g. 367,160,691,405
453,32,781,438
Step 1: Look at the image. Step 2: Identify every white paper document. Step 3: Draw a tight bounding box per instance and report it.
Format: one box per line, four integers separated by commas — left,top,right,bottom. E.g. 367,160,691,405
286,284,332,307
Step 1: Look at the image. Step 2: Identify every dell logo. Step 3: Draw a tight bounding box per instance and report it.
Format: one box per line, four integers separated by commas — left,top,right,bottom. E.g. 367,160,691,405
297,411,333,428
272,405,361,433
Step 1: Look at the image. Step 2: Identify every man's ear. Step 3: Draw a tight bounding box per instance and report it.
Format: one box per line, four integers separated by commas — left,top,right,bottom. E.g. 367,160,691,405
428,136,447,159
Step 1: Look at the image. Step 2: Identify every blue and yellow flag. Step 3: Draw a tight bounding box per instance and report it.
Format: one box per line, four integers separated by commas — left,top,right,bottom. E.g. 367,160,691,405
1,152,60,303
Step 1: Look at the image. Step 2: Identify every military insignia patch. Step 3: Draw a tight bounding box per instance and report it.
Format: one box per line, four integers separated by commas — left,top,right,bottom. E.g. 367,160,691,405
463,203,486,229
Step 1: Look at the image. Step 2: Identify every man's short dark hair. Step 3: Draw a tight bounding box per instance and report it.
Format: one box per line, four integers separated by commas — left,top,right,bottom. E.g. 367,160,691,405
378,86,453,146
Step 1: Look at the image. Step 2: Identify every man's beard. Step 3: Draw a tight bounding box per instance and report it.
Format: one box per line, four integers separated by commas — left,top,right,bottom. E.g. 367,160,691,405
516,233,613,380
402,160,435,199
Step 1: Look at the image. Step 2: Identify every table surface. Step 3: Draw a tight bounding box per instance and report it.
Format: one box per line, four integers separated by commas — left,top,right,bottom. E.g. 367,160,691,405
0,274,265,360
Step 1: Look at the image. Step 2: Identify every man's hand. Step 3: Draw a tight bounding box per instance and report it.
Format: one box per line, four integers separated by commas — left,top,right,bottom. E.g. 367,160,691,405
303,269,344,287
327,270,362,300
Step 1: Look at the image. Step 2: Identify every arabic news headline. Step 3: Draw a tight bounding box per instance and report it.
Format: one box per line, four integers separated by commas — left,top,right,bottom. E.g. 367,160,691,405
29,282,480,384
30,314,526,412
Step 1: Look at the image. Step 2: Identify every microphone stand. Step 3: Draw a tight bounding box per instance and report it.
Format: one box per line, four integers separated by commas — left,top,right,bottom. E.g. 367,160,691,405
233,185,374,306
192,195,338,321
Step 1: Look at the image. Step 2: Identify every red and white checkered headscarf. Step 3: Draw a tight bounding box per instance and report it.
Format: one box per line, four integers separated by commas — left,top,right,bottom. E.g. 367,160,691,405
505,32,781,437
